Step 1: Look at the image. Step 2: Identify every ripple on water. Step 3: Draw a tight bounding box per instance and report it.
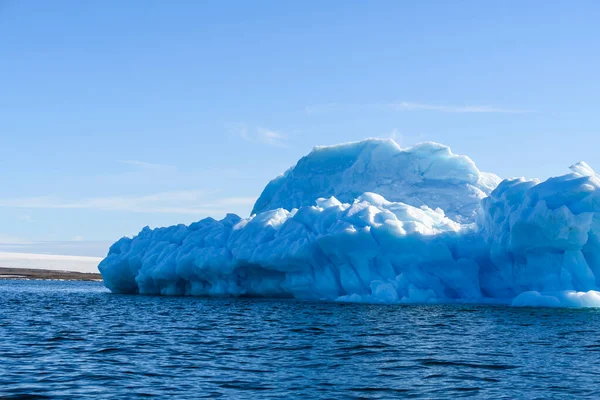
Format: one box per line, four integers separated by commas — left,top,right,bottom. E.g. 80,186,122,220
1,279,600,399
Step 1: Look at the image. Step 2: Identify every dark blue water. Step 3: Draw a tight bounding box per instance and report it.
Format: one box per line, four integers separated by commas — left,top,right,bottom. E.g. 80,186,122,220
1,280,599,399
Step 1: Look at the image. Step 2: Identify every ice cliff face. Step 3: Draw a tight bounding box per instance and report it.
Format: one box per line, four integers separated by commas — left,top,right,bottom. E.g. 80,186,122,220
252,139,501,223
98,139,600,307
478,162,600,306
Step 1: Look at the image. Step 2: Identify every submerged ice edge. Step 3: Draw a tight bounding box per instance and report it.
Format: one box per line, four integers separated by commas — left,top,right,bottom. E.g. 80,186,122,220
98,140,600,308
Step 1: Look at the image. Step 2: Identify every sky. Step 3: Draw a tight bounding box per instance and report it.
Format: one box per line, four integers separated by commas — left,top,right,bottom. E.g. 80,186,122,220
1,0,599,256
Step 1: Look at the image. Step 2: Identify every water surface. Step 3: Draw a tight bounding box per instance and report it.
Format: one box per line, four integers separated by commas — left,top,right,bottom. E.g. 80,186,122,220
1,280,599,398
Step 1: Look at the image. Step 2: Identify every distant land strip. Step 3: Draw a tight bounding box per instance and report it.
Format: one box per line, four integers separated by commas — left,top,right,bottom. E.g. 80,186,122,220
0,267,102,281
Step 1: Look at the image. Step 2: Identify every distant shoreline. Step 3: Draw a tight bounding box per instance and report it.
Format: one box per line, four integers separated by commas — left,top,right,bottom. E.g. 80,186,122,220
0,267,102,281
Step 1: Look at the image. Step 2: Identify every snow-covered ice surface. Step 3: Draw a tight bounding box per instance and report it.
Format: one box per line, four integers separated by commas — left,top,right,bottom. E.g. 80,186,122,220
99,139,600,307
0,252,103,274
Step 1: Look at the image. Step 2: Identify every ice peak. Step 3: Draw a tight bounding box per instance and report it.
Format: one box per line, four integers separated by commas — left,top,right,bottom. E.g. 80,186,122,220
252,138,499,223
570,161,596,177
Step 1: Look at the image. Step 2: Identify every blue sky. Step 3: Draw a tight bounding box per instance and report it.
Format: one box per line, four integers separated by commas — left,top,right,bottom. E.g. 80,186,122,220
1,0,599,255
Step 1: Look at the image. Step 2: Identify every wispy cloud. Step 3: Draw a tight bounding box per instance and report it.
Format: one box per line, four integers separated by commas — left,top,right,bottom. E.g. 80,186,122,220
117,160,175,171
232,124,289,148
305,101,530,114
18,214,33,223
387,102,527,113
0,191,256,215
0,234,28,244
0,239,116,257
387,128,401,141
95,159,179,186
256,127,288,147
381,129,426,149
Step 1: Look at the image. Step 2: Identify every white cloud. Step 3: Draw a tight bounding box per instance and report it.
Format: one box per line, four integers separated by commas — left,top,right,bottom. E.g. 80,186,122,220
255,127,288,147
232,124,289,147
0,191,256,215
305,101,530,114
386,102,527,113
218,197,262,206
0,234,27,244
19,214,33,222
387,128,401,141
94,159,179,187
117,160,175,171
380,129,425,149
0,240,114,257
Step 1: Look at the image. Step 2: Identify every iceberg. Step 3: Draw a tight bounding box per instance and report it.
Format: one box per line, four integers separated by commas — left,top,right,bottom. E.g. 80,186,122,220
98,139,600,307
253,139,501,223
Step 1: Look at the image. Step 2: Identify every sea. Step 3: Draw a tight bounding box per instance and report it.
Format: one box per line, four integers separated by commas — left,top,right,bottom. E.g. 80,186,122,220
1,279,599,399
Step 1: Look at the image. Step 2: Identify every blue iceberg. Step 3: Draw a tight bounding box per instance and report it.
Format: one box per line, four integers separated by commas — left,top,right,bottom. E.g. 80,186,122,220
99,139,600,307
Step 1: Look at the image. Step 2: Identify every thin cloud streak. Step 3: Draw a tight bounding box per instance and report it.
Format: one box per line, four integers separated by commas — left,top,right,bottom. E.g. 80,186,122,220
0,191,257,215
305,101,531,114
255,127,288,147
117,160,175,171
387,102,528,113
232,124,289,148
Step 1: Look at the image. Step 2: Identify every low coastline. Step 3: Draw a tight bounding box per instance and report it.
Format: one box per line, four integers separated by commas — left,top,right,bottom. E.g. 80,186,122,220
0,267,102,281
